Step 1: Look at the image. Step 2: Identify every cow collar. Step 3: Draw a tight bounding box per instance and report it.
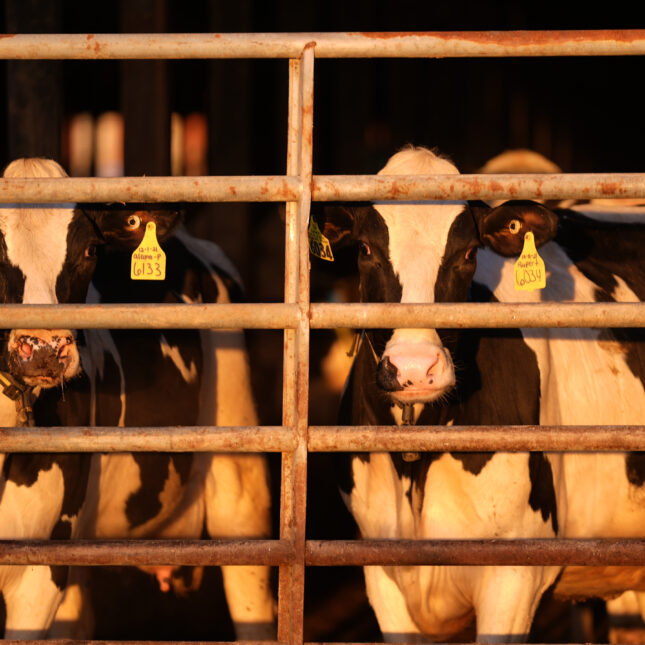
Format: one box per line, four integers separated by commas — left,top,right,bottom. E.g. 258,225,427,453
0,370,35,427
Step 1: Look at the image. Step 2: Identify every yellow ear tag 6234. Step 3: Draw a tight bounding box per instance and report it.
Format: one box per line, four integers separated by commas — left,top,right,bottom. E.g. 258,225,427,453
131,221,166,280
514,231,546,291
308,218,334,262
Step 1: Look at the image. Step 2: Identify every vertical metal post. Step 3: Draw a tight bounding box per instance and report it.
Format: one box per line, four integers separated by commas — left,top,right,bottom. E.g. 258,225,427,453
278,43,315,645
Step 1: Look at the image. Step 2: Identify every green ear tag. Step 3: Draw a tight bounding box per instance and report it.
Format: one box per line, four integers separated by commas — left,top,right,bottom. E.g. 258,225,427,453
514,232,546,291
131,221,166,280
308,218,334,262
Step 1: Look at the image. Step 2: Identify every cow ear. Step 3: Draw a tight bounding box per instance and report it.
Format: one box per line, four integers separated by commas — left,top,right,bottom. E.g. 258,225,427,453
84,205,183,250
478,200,558,257
315,205,356,247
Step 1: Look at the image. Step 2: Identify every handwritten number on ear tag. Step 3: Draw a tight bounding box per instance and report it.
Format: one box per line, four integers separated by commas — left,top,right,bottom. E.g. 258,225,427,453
514,232,546,291
308,218,334,262
131,221,166,280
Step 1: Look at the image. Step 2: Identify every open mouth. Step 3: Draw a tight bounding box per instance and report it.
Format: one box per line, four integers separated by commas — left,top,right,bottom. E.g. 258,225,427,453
390,386,449,404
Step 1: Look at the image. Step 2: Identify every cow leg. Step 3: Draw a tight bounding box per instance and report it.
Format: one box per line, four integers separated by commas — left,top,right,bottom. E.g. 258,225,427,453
473,566,557,643
1,565,64,638
607,591,645,644
205,454,275,640
49,568,94,639
363,566,425,643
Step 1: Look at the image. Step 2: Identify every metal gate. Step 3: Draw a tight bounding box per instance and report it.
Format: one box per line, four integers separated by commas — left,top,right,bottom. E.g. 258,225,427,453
1,30,645,645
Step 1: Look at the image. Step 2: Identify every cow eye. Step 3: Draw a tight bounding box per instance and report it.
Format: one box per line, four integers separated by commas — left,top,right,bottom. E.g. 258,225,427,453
508,219,521,234
126,214,141,230
358,241,371,257
84,244,98,259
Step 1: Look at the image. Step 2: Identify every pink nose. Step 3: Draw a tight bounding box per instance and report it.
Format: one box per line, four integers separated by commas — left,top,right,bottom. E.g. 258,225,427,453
385,345,443,388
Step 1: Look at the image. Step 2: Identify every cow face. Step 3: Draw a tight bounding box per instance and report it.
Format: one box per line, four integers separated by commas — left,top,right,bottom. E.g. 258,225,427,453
0,159,102,388
320,146,558,406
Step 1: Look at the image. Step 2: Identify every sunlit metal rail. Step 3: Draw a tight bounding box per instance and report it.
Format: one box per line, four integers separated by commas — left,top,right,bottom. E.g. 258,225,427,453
2,28,645,645
3,173,645,202
0,302,643,329
1,30,645,59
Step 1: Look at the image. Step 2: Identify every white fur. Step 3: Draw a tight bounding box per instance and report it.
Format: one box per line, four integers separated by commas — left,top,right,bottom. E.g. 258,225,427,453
0,159,75,305
159,334,198,384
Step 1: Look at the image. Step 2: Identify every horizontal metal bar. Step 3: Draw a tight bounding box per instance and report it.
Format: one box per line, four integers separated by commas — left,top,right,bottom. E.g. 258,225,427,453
0,302,643,330
0,176,300,203
0,427,295,453
313,173,645,201
308,426,645,452
0,539,293,566
3,425,645,454
3,537,644,568
0,303,299,329
0,31,644,60
306,539,645,566
1,642,280,645
3,174,645,204
310,303,645,328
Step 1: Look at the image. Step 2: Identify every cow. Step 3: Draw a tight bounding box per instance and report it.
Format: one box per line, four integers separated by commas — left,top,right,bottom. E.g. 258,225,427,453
51,203,275,641
0,158,274,640
316,145,645,642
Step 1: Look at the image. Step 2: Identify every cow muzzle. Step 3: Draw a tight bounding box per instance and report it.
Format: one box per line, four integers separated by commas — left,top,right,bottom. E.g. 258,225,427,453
377,341,455,404
7,329,80,388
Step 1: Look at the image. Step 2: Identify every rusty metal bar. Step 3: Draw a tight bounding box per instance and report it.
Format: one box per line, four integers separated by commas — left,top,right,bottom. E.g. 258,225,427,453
0,302,643,330
306,539,645,566
0,539,292,566
4,642,284,645
3,173,645,203
310,302,645,328
0,303,299,329
4,425,645,454
0,175,300,203
1,31,645,60
312,173,645,202
308,426,645,452
2,537,645,568
0,426,295,453
278,44,315,645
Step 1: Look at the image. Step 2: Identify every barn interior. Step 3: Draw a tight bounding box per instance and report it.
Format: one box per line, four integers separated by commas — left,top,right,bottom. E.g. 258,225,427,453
1,1,643,642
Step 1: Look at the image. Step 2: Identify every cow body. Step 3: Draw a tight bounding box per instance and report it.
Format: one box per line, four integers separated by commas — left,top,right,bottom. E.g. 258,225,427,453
55,225,274,639
320,146,645,642
0,158,274,639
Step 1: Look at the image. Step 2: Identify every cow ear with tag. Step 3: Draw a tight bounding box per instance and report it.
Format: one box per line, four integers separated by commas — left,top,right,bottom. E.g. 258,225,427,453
85,204,183,250
315,206,356,248
478,200,558,257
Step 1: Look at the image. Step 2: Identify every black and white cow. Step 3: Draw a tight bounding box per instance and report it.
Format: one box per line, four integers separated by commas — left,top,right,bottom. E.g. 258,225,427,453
0,158,274,640
317,146,645,642
51,204,274,640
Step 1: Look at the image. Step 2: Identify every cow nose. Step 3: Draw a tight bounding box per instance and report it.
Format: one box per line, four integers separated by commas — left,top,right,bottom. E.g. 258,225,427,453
377,341,454,403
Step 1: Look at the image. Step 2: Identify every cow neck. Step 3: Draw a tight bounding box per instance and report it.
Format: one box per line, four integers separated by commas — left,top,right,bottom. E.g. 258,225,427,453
354,329,420,462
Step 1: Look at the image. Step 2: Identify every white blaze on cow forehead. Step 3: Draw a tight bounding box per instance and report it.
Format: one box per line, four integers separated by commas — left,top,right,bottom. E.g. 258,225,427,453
375,147,465,308
0,158,75,305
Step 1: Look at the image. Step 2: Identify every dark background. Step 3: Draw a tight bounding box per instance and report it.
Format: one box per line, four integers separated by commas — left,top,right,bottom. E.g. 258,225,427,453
2,1,642,641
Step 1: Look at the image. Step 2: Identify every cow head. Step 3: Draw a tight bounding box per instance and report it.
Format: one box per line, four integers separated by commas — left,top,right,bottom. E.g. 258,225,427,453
0,158,102,389
318,146,558,406
0,159,182,392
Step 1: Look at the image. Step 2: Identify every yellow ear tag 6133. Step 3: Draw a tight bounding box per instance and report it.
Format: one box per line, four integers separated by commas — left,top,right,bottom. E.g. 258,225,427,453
308,217,334,262
131,221,166,280
514,231,546,291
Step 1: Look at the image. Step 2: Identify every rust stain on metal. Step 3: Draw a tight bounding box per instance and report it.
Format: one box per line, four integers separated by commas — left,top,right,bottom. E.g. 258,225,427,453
600,182,623,196
355,30,645,45
228,185,238,196
0,34,17,39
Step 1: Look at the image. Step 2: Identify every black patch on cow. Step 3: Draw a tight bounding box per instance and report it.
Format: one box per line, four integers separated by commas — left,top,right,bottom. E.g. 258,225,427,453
626,453,645,487
528,452,558,534
451,453,494,475
2,453,56,486
434,208,480,305
597,328,645,390
126,454,170,528
556,208,645,301
0,591,6,638
0,233,26,305
55,209,103,304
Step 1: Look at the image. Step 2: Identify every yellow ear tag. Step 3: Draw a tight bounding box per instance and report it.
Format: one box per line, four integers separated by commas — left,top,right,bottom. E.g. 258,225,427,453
514,231,546,291
308,217,334,262
131,221,166,280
